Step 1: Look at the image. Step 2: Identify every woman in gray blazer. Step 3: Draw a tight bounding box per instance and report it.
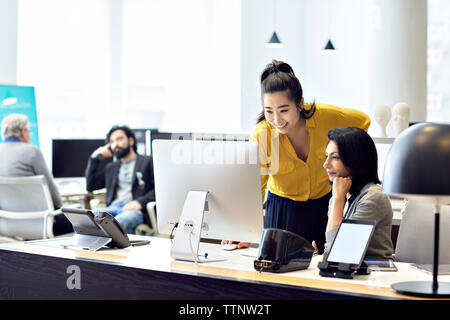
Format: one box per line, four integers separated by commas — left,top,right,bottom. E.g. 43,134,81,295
322,127,394,259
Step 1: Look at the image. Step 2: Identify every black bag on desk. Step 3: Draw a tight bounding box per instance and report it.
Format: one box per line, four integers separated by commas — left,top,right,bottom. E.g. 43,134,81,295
254,228,314,273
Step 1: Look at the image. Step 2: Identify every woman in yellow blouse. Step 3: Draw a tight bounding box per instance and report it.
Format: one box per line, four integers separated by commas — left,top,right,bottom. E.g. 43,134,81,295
251,60,370,253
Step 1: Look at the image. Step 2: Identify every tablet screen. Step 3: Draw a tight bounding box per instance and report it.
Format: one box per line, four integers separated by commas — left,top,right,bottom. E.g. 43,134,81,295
326,220,375,266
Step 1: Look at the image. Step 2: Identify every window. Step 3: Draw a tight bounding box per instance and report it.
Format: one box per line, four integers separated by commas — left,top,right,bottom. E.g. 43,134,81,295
17,0,241,165
427,0,450,122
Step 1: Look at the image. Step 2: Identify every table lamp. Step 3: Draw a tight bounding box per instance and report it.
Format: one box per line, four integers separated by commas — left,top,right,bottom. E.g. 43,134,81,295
382,122,450,297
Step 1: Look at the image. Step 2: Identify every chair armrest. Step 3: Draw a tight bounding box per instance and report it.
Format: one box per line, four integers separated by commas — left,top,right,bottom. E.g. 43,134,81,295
0,209,61,219
146,201,156,212
146,201,158,235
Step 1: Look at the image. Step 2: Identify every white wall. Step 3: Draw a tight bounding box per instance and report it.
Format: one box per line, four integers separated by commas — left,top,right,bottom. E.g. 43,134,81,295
240,0,428,137
0,0,433,141
367,0,427,127
425,0,450,123
300,0,372,120
240,0,305,133
15,0,241,167
0,0,18,84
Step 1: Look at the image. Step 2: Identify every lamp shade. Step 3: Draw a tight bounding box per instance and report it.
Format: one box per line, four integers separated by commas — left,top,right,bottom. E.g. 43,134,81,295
323,39,335,50
265,31,283,48
382,122,450,201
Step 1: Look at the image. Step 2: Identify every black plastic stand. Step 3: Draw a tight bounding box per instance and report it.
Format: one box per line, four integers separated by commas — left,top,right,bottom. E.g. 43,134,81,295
318,260,371,279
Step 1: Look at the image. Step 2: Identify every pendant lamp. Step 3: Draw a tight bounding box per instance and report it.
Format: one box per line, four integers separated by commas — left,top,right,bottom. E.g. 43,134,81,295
322,0,336,54
265,31,283,48
324,39,335,50
265,0,283,48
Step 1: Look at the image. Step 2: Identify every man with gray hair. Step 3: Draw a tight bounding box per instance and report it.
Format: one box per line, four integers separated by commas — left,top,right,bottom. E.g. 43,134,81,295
0,113,72,236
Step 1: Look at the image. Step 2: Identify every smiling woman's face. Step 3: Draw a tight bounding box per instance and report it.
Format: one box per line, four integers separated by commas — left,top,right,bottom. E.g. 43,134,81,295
263,90,301,135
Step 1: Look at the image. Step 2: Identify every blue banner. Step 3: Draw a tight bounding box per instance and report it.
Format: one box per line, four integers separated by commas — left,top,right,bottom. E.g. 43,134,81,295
0,85,40,147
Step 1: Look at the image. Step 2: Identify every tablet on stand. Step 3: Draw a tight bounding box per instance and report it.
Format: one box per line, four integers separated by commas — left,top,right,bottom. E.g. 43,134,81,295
318,219,376,279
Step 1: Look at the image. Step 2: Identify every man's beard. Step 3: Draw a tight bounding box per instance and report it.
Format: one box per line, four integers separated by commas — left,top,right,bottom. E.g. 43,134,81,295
113,144,131,159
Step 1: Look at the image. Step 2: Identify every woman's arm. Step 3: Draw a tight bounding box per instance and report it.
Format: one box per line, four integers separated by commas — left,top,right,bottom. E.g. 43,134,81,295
250,125,270,202
321,104,371,132
326,177,352,232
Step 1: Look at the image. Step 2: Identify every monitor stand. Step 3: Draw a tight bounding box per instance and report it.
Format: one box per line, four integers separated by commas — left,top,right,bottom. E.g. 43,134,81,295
170,190,226,263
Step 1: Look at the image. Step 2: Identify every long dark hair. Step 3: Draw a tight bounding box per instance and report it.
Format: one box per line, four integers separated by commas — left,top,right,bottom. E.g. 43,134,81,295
257,60,316,123
106,125,138,153
327,127,380,195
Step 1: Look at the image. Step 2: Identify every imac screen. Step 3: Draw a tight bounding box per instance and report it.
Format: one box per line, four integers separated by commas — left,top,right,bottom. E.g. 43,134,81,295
153,139,264,244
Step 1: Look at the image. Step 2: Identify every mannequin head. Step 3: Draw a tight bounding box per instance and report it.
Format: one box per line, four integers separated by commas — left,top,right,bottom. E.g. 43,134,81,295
374,105,391,137
392,102,410,136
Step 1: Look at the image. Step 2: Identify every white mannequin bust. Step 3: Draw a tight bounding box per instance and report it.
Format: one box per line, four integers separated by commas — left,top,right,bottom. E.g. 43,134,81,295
392,102,410,137
374,104,391,137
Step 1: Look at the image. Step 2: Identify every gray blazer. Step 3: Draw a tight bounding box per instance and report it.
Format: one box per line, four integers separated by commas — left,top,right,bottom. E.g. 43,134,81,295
0,141,63,208
325,183,394,259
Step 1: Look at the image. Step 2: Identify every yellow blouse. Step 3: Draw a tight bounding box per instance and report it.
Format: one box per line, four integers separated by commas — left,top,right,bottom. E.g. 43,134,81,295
250,103,370,202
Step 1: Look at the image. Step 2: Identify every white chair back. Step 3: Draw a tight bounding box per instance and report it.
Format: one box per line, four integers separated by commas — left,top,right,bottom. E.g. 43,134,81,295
0,175,56,239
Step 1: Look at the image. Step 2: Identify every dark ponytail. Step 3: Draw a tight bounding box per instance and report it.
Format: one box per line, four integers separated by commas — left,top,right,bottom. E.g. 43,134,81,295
257,60,316,123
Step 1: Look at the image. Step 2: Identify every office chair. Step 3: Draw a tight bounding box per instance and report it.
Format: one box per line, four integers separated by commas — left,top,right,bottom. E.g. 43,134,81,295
394,199,450,264
0,175,61,240
146,201,158,236
134,201,158,236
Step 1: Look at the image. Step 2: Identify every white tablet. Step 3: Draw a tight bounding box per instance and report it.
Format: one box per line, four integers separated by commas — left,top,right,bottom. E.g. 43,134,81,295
326,219,376,269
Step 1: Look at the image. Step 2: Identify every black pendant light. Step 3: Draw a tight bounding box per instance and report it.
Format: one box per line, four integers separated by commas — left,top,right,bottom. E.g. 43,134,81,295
265,0,283,48
266,31,283,48
323,39,335,50
322,0,336,54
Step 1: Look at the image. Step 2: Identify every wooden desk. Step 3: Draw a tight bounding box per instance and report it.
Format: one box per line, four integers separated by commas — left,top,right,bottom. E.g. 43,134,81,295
0,236,448,300
59,190,105,209
55,178,106,209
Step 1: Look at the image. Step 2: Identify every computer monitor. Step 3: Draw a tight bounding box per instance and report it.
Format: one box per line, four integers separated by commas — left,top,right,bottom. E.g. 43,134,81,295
152,139,264,262
191,132,249,141
149,131,191,155
52,139,106,178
